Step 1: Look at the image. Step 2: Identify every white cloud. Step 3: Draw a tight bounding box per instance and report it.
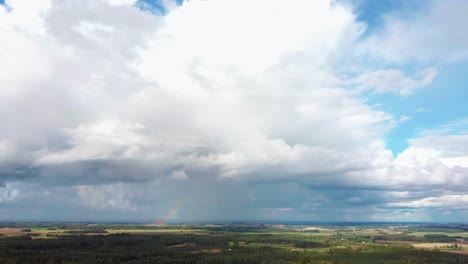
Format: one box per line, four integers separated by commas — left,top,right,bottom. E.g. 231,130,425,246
362,0,468,63
389,195,468,208
3,0,52,34
410,135,468,158
341,134,468,194
170,170,189,180
0,0,468,221
139,0,364,74
382,135,468,190
106,0,136,6
353,67,438,96
37,120,155,164
10,0,398,185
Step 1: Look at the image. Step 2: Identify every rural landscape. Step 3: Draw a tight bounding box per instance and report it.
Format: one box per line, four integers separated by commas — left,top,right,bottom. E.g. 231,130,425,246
2,0,468,263
1,222,468,263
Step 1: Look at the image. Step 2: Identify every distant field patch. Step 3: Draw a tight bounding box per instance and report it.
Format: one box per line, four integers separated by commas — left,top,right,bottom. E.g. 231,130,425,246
106,228,208,235
0,228,52,239
0,228,24,236
167,243,221,254
409,231,468,237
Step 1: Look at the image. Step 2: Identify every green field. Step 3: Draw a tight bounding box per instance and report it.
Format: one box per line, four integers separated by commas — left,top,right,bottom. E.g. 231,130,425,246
408,231,468,237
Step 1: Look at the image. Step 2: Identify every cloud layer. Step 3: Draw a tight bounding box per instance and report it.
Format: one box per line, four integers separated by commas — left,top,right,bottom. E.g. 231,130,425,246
1,0,467,222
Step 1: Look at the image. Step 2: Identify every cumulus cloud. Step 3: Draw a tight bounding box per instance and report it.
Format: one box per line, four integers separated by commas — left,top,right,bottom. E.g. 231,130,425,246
1,0,395,184
0,0,467,221
342,135,468,191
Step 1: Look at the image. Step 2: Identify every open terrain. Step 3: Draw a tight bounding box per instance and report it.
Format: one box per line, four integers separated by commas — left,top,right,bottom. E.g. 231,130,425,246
1,223,468,263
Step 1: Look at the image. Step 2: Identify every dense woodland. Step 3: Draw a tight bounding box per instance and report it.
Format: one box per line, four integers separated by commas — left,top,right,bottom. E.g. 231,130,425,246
1,224,468,263
0,233,467,263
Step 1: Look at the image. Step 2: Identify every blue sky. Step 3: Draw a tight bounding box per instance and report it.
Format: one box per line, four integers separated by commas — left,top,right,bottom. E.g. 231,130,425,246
135,0,184,14
376,61,468,154
1,0,468,223
343,0,468,155
350,0,424,31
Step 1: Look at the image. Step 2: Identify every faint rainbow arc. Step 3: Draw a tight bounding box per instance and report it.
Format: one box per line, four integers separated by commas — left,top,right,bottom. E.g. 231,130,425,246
156,201,184,225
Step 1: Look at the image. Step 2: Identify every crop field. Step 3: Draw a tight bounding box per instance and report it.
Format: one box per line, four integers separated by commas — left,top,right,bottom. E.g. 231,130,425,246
408,231,468,237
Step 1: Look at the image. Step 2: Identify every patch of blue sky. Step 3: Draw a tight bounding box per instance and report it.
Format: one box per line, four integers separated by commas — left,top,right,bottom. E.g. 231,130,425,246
370,61,468,154
345,0,425,36
135,0,184,15
135,0,166,15
0,0,12,12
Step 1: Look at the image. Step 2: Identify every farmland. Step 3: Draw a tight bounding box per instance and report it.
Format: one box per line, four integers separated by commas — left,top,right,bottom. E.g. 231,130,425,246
1,223,468,263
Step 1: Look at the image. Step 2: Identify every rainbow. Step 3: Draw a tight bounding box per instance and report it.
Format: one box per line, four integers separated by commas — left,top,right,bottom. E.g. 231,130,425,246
156,201,184,225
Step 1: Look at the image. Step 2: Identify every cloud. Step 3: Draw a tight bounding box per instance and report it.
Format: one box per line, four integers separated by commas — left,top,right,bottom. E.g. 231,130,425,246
410,135,468,158
362,0,468,63
106,0,136,6
0,0,395,186
0,0,467,221
0,187,19,204
353,67,438,96
376,135,468,191
36,120,160,164
77,184,138,211
171,170,189,180
388,195,468,209
417,118,468,137
0,141,15,162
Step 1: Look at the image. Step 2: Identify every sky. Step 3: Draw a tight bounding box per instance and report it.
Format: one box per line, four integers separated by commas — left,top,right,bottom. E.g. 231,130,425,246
1,0,468,223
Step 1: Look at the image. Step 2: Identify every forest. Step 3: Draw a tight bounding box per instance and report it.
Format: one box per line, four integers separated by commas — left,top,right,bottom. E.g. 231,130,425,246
1,223,468,263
